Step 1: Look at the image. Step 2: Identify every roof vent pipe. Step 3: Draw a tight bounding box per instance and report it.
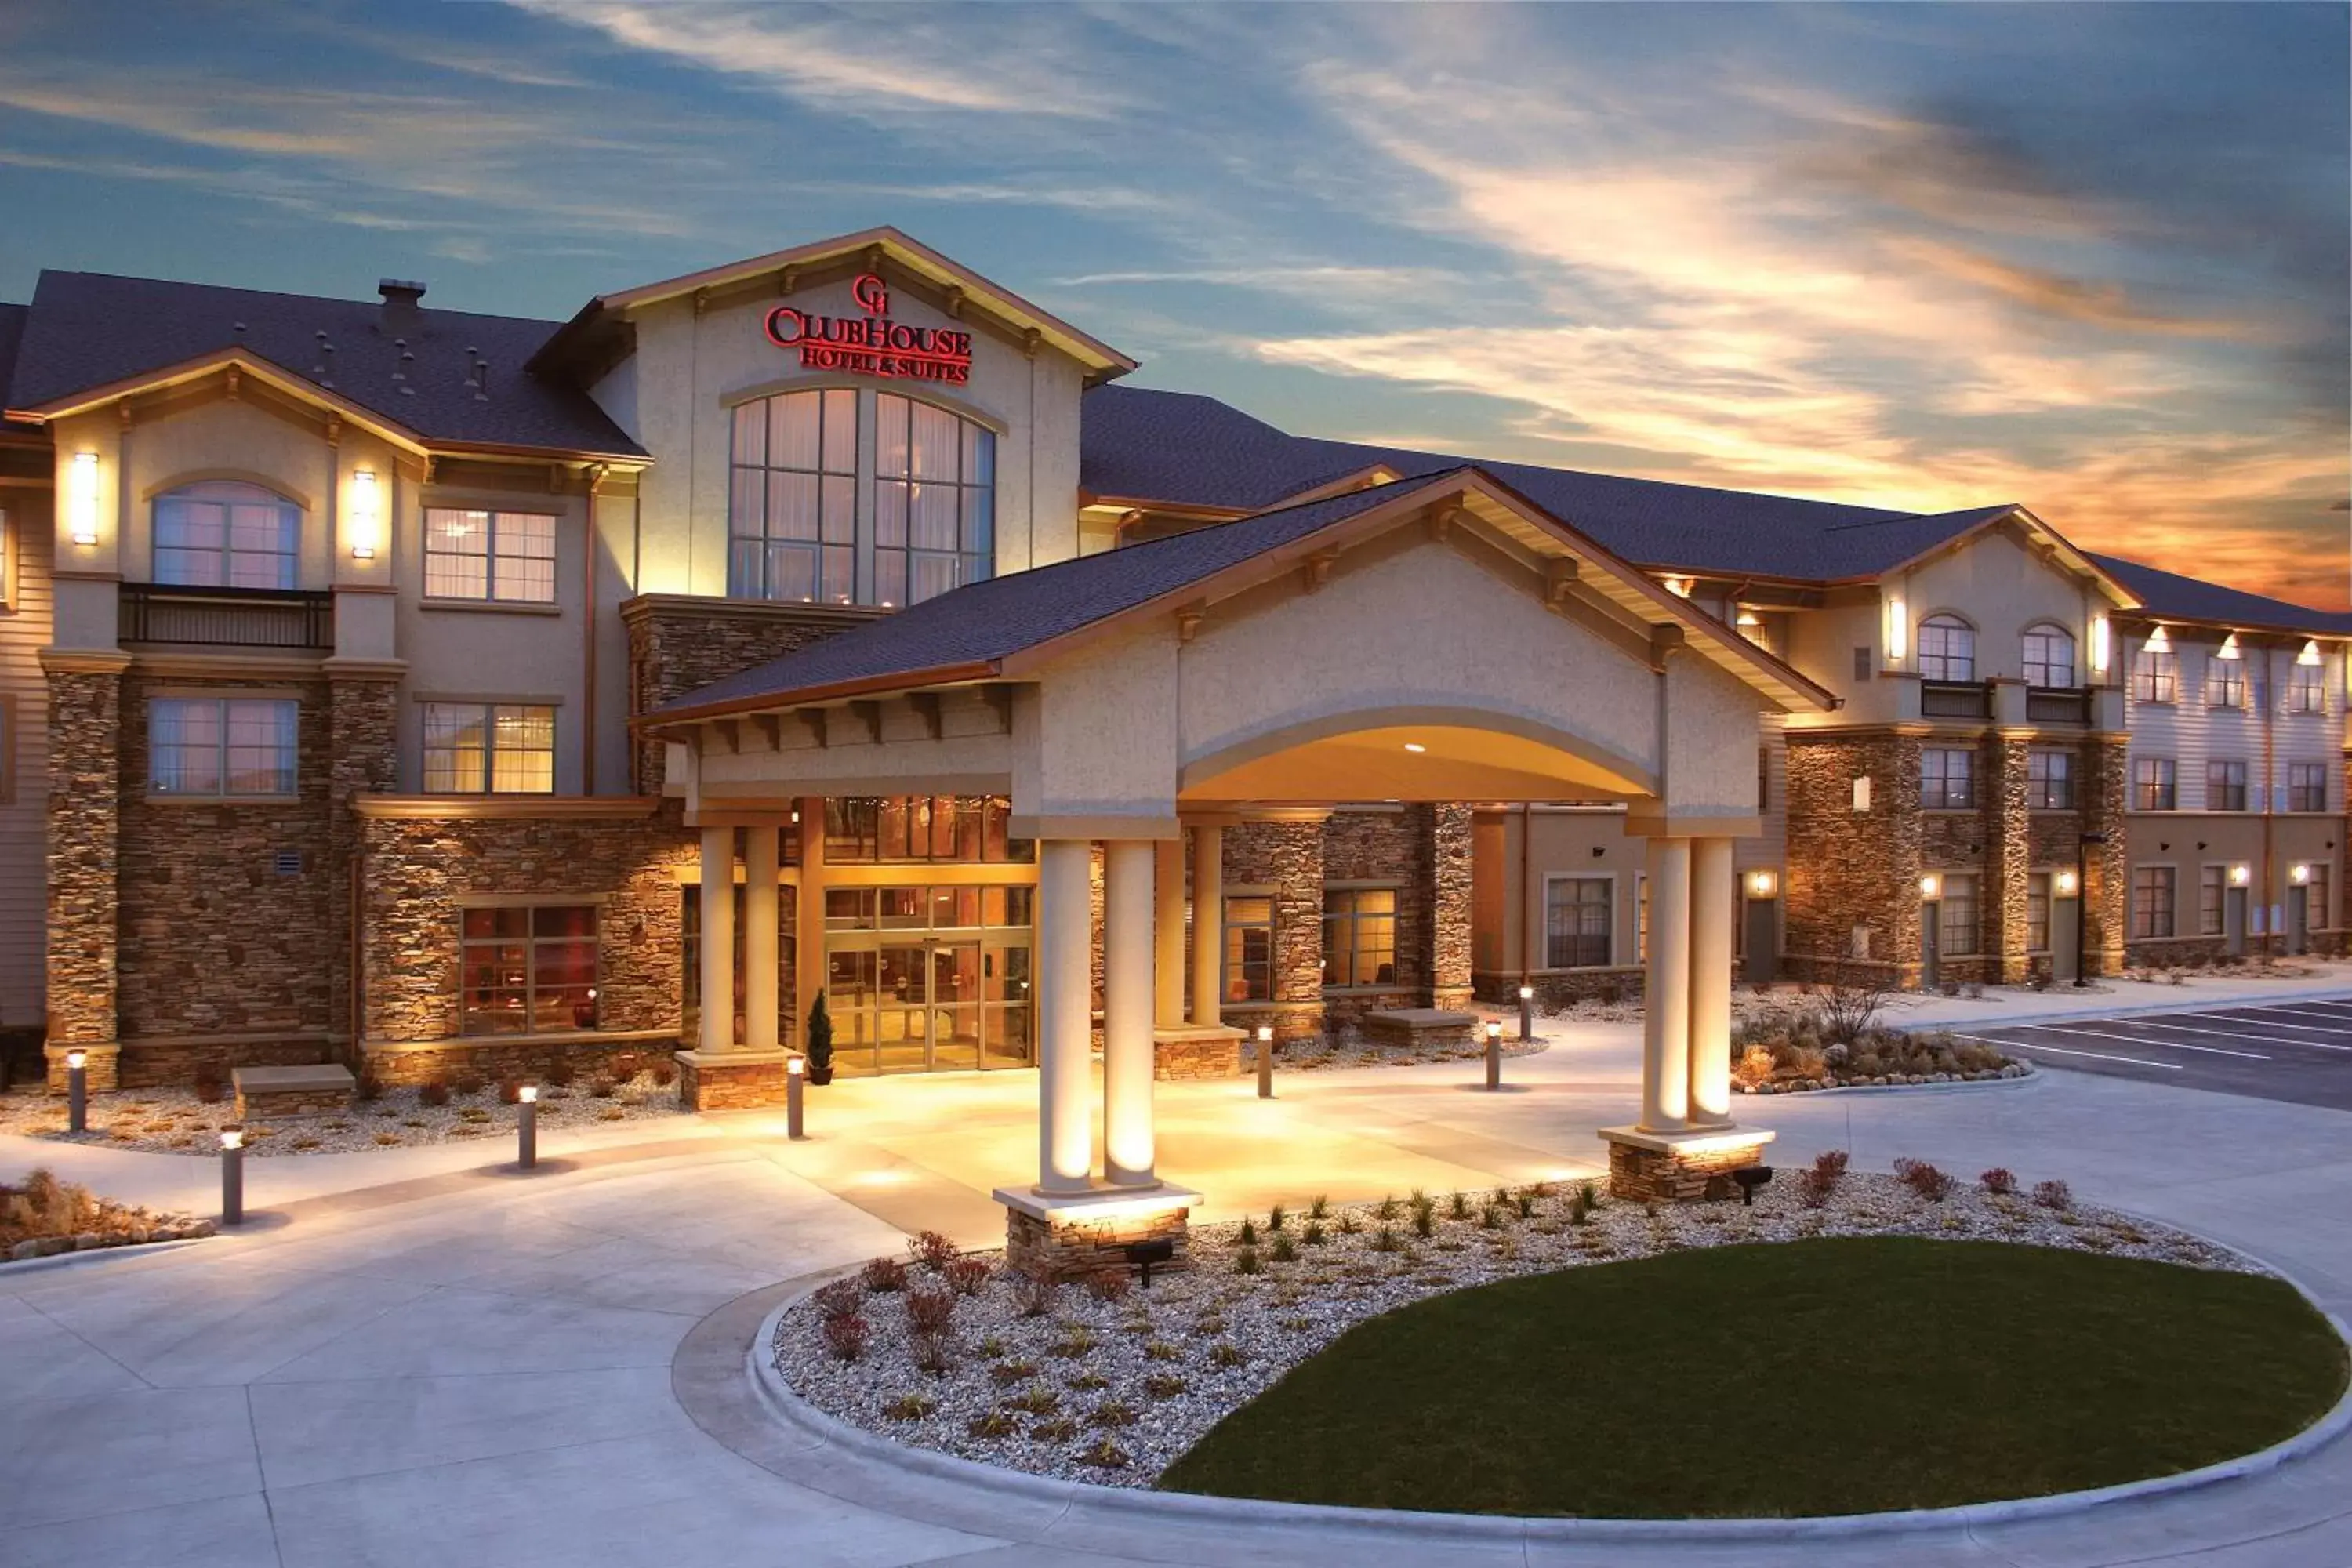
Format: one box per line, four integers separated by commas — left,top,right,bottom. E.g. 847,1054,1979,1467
378,278,426,334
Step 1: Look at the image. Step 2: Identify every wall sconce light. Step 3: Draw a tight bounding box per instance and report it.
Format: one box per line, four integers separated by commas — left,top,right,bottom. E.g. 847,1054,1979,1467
1661,575,1693,598
1918,873,1941,899
2055,869,2080,895
2297,640,2322,667
2292,863,2311,885
2216,632,2242,662
2146,624,2172,653
68,450,100,545
1851,776,1872,812
2229,864,2251,887
2089,614,2112,677
1748,869,1778,898
349,467,380,559
1886,594,1908,664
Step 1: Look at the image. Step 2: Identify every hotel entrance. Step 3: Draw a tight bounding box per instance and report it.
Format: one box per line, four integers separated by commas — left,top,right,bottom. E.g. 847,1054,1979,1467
824,884,1034,1076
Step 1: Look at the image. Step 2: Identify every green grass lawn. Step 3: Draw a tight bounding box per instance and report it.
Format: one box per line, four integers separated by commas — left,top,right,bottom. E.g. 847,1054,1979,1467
1157,1237,2349,1518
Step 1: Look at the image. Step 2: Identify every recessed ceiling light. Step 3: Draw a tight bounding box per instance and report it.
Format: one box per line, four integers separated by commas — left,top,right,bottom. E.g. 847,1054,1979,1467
1403,742,1426,753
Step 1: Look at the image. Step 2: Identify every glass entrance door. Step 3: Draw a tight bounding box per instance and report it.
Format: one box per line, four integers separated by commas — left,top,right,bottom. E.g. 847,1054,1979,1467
825,884,1033,1076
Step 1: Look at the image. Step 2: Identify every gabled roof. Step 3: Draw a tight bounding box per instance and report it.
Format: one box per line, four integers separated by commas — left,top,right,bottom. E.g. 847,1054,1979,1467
0,304,39,443
533,226,1136,382
2090,553,2352,636
4,271,647,461
648,468,1836,726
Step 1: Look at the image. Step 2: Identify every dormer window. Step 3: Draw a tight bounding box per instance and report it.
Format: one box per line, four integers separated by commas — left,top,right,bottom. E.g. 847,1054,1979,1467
153,480,299,590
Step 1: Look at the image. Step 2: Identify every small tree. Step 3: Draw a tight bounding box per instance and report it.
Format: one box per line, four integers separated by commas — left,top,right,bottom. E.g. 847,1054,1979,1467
1817,960,1891,1045
804,989,836,1083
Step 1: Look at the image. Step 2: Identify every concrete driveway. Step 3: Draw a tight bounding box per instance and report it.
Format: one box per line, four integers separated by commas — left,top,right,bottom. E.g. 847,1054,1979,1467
3,996,2349,1567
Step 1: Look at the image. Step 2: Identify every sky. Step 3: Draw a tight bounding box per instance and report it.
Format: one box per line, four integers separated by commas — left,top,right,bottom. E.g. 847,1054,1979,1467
1,1,2345,604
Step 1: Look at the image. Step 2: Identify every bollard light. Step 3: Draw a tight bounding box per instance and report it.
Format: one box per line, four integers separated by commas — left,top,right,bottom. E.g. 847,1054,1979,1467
1256,1024,1275,1101
786,1054,807,1140
65,1048,89,1134
517,1084,539,1171
1485,1019,1504,1091
220,1129,245,1226
1516,985,1534,1043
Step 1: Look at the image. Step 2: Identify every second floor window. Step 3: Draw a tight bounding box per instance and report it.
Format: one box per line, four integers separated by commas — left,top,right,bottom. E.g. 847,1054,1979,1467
1918,614,1975,681
2205,759,2249,811
2023,626,2076,688
1921,746,1974,809
424,509,557,603
823,797,1029,862
149,696,296,797
2290,660,2325,713
2289,761,2328,813
876,393,994,608
2133,757,2176,811
2209,655,2246,708
730,389,858,604
2027,750,2074,809
423,702,555,793
2132,648,2178,704
153,481,298,590
1322,887,1398,988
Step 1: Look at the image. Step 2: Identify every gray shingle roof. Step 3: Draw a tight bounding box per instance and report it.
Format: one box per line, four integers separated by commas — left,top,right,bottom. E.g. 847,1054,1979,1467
2090,553,2352,635
5,272,645,459
649,475,1458,719
0,303,38,440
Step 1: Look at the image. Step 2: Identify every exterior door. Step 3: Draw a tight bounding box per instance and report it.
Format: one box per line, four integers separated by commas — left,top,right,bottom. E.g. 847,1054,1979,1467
2052,892,2080,983
2287,886,2310,956
2225,887,2249,956
1742,898,1778,985
1920,901,1940,989
928,941,982,1072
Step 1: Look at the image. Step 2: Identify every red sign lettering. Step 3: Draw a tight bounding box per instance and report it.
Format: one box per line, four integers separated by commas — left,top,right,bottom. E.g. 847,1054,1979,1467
763,273,973,386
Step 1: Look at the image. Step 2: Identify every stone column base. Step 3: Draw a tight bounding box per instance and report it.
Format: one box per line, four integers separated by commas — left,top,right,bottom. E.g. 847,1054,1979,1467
993,1183,1203,1282
1599,1124,1776,1203
44,1044,120,1094
675,1049,795,1111
1152,1025,1244,1080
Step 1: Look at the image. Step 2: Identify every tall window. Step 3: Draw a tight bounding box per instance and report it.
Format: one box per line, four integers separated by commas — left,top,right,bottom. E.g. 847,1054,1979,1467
2307,865,2331,931
2199,866,2226,935
459,906,597,1035
2026,872,2052,953
2209,655,2246,708
2205,759,2248,811
1938,873,1980,956
2022,626,2076,688
729,389,857,604
2132,648,2178,704
149,697,296,797
1921,747,1975,809
424,509,557,603
2132,757,2176,811
1545,877,1613,968
423,702,555,793
1322,888,1397,988
1223,896,1273,1003
2288,761,2328,812
823,797,1029,862
876,394,994,608
152,481,298,589
2290,660,2325,713
2132,866,2176,939
2027,750,2074,810
1917,614,1976,681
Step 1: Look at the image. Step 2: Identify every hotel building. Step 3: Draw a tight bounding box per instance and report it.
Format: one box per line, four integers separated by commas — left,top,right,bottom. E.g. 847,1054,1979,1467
0,226,2344,1127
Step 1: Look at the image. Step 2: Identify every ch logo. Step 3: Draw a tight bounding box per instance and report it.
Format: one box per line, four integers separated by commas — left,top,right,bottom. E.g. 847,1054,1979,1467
851,273,890,316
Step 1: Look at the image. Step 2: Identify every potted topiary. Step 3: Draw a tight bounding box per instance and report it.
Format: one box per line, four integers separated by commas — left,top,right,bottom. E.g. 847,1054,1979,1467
804,990,836,1085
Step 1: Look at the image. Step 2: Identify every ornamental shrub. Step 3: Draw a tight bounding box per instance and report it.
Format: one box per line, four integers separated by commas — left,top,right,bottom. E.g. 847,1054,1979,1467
2033,1179,2074,1211
418,1080,452,1108
861,1255,909,1294
1980,1167,2018,1195
907,1229,958,1270
820,1313,869,1363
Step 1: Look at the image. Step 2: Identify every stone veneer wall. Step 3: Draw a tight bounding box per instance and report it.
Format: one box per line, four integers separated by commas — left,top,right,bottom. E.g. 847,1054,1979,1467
357,802,697,1083
43,662,124,1050
1221,816,1327,1043
114,673,338,1065
1319,808,1428,1024
1784,730,1923,985
621,597,879,793
325,674,400,1051
1428,802,1475,1007
2082,736,2129,975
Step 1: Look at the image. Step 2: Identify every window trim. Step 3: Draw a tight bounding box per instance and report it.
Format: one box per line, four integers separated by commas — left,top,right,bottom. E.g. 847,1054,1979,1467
2026,748,2075,811
2025,870,2053,954
2131,863,2179,941
726,387,859,606
151,479,302,591
2132,647,2180,705
419,699,559,795
457,902,601,1038
1936,871,1982,956
2207,654,2248,710
2288,659,2326,714
2204,758,2249,813
1916,612,1977,682
145,694,299,801
1320,883,1400,991
2132,756,2177,811
1221,887,1276,1005
2021,623,2078,690
422,506,561,606
1920,746,1976,811
1542,872,1618,970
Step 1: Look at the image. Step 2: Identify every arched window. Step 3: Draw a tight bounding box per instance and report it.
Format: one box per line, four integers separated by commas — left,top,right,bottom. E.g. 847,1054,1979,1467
1917,614,1975,681
728,389,858,604
876,392,993,608
2022,624,2076,688
153,480,299,590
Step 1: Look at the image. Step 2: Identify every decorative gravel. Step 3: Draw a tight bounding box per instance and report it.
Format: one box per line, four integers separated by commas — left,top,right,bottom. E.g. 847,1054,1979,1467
1247,1029,1547,1073
774,1170,2256,1486
0,1071,685,1156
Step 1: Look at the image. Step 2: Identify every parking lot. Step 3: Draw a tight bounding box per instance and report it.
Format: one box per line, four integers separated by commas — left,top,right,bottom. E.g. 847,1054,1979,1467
1956,996,2352,1111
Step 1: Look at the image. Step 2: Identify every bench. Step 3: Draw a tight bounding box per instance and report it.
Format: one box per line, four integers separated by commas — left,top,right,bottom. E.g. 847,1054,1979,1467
232,1063,356,1120
1361,1008,1479,1053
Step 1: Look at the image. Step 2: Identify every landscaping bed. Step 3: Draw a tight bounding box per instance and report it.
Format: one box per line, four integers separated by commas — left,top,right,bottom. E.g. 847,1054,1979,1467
4,1167,212,1261
1247,1028,1547,1073
0,1064,684,1156
1730,990,2027,1095
773,1160,2301,1497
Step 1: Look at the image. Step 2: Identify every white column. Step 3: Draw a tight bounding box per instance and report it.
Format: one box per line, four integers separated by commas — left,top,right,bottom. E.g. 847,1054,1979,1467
1103,840,1158,1188
1036,839,1094,1193
1153,837,1186,1030
1639,836,1692,1131
742,825,780,1054
1686,837,1734,1125
1189,824,1224,1027
698,826,736,1054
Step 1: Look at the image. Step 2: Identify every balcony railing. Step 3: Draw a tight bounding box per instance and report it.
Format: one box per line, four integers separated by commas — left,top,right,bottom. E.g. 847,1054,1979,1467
119,583,333,650
2025,685,2092,724
1919,679,1991,720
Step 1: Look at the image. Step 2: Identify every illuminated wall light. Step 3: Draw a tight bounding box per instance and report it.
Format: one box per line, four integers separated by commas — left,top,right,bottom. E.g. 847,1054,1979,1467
348,467,380,560
1661,575,1694,597
1747,869,1778,898
2056,869,2080,895
2229,864,2250,887
1851,776,1872,812
2216,632,2242,662
1403,742,1427,753
2146,624,2172,653
1886,594,1908,664
2296,640,2321,667
1918,873,1941,899
68,450,100,545
2089,614,2112,676
2292,863,2312,885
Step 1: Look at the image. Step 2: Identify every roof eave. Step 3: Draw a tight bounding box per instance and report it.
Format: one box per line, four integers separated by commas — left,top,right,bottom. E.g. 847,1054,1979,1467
636,659,1003,731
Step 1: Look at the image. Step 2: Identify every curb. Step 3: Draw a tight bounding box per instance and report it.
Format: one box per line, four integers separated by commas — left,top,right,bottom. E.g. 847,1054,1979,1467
1738,1065,2042,1102
0,1233,211,1278
1890,986,2352,1036
748,1241,2352,1545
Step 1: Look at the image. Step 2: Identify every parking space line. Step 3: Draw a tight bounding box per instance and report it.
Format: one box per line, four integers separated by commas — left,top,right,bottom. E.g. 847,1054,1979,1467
2096,1014,2352,1051
2011,1022,2270,1060
2190,1013,2352,1051
1948,1031,2183,1071
2204,1004,2352,1032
